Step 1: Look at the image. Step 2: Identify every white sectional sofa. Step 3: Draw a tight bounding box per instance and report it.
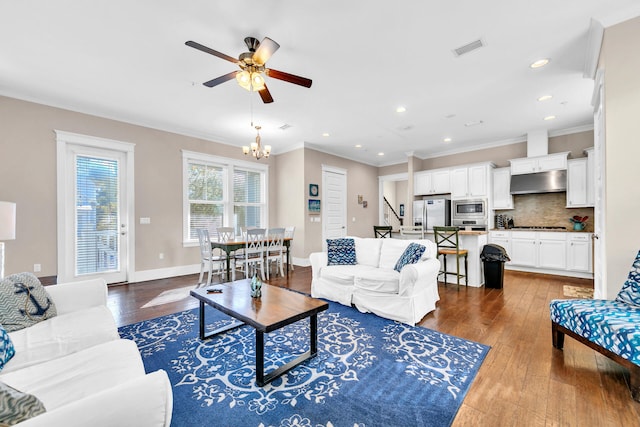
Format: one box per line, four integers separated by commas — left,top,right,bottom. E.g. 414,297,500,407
310,237,440,325
0,278,173,427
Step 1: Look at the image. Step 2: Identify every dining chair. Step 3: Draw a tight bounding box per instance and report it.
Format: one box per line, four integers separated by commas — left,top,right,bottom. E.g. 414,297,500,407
196,228,224,287
373,225,393,238
265,228,285,280
399,225,424,239
234,228,266,281
284,226,296,271
433,226,468,289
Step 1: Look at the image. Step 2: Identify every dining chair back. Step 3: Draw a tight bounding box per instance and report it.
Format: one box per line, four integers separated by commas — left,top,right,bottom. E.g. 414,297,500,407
284,226,296,270
373,225,393,238
196,228,224,287
235,228,266,281
433,226,468,288
265,228,285,279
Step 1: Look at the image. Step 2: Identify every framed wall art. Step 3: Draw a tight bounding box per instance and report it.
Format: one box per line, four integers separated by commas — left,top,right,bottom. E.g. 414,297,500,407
309,184,319,197
308,199,321,214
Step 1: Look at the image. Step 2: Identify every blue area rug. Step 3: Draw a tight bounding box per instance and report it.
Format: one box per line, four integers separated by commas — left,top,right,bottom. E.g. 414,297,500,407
119,302,489,427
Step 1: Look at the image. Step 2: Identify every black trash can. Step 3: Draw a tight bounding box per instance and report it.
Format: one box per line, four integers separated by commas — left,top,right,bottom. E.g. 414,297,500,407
480,244,510,289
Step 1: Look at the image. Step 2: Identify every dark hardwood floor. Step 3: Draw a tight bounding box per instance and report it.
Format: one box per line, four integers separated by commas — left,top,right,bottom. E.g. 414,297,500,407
108,268,640,426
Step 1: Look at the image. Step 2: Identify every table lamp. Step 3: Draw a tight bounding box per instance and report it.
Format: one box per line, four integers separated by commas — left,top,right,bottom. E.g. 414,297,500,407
0,201,16,279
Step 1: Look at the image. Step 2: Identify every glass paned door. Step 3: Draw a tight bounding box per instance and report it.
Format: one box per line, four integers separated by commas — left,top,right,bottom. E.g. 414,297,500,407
75,155,120,276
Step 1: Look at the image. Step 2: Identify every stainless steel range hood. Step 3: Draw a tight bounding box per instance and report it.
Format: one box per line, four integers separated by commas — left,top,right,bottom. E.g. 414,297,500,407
510,170,567,195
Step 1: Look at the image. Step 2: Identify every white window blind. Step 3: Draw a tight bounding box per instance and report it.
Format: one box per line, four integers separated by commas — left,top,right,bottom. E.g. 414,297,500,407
183,151,267,244
75,155,119,275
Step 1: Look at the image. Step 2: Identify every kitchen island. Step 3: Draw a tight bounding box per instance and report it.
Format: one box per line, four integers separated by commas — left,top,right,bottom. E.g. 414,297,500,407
420,230,488,287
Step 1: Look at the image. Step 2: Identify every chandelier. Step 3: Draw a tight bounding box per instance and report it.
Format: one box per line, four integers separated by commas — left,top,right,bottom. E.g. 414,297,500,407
242,125,271,160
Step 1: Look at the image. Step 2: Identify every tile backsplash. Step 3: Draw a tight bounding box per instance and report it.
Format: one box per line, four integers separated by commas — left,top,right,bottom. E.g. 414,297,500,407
495,193,594,232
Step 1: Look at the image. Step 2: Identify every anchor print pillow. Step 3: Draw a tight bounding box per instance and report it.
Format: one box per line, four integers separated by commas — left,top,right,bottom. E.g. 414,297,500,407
0,273,57,332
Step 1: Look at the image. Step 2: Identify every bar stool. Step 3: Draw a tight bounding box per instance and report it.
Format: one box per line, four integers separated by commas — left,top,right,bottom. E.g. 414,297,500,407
433,226,468,289
373,225,392,238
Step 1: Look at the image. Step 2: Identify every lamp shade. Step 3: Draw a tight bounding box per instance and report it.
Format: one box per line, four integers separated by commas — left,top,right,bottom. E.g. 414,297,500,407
0,201,16,241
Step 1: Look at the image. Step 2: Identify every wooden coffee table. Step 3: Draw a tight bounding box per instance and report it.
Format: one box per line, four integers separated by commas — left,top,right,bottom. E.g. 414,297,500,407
190,280,328,386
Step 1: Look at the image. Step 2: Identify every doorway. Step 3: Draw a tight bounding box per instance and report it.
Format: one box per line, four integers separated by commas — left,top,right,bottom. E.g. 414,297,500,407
56,131,135,284
321,165,347,248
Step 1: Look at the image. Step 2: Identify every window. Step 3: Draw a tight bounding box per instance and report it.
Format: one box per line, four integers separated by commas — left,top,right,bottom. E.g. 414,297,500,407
183,151,268,244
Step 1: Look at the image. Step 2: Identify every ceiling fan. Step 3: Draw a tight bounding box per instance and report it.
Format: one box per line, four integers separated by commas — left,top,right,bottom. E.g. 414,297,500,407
185,36,312,104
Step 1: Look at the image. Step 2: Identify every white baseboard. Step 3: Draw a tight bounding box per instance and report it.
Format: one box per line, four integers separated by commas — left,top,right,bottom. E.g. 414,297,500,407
293,256,310,267
505,265,593,279
130,257,311,284
131,264,201,283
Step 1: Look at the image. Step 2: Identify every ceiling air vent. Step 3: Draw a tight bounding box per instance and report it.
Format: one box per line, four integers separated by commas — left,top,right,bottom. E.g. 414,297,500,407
279,124,292,131
452,39,485,57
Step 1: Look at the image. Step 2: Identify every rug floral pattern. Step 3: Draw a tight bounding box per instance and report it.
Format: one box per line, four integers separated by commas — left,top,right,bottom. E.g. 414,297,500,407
119,303,489,427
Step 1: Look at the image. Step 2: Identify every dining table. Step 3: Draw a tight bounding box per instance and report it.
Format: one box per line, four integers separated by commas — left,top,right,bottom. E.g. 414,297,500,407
211,237,292,281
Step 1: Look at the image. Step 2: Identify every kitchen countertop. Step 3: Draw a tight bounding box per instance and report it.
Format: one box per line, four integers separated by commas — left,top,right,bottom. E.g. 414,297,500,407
424,230,488,236
490,228,591,233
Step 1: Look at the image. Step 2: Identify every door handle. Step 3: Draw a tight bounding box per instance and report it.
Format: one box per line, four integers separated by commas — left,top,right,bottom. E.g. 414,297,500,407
593,234,599,239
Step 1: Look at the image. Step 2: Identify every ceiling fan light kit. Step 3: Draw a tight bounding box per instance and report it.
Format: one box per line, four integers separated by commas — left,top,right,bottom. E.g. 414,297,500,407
185,36,312,103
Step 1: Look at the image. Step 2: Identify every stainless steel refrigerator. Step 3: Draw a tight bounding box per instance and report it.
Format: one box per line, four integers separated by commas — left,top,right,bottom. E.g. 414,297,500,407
413,198,451,230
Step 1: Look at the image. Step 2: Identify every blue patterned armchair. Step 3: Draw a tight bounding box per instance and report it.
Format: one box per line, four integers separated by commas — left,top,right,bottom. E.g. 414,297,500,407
550,250,640,402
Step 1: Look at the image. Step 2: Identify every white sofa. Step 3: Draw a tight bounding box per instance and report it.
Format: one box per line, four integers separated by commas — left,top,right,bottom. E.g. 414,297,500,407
0,278,173,427
310,237,440,325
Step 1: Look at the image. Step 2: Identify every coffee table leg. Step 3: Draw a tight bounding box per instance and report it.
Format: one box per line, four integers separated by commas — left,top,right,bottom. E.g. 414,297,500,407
256,331,265,386
199,301,206,340
310,314,318,356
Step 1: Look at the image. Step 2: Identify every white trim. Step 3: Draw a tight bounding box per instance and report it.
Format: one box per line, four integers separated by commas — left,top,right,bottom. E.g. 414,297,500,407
55,130,136,284
129,264,201,284
583,19,604,79
293,256,310,268
504,265,593,280
378,173,409,225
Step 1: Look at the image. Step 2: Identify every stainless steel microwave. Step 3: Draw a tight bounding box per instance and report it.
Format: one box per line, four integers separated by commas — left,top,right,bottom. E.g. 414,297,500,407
452,199,487,226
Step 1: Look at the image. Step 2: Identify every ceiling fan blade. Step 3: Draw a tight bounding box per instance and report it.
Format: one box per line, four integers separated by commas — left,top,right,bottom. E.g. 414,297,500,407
252,37,280,65
203,71,238,88
185,40,239,64
265,68,312,88
258,85,274,104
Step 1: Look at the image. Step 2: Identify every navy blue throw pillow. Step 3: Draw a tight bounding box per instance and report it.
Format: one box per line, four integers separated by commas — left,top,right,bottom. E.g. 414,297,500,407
394,243,426,272
327,238,357,266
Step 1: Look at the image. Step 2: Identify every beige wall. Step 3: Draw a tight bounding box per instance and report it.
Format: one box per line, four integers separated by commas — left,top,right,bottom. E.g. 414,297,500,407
303,149,379,254
600,16,640,299
0,95,278,277
272,148,305,261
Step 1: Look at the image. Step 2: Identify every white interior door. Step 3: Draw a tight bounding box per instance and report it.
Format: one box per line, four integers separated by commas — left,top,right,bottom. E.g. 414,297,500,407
322,165,347,248
592,71,607,299
56,131,135,284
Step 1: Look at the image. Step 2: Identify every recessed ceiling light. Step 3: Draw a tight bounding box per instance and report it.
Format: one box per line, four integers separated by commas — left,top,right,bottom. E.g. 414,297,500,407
443,137,452,142
377,152,384,156
355,144,362,148
322,132,330,137
464,120,484,127
544,115,556,121
538,95,553,101
530,58,550,69
396,106,406,113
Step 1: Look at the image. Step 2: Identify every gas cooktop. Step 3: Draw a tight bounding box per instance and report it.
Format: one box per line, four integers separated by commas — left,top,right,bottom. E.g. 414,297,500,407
510,226,567,230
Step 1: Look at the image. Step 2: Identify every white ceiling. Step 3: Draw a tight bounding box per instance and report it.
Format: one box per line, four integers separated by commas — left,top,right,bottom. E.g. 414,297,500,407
1,1,639,166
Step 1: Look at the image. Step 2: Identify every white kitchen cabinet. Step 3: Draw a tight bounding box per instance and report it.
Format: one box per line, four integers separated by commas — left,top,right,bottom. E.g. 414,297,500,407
450,164,491,199
492,167,513,209
414,168,450,195
510,152,569,175
510,231,538,267
538,232,567,270
566,158,588,207
488,231,511,261
509,231,566,270
567,233,592,273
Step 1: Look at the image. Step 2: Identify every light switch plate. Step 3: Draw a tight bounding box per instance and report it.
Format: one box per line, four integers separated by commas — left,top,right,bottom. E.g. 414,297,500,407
140,217,151,224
